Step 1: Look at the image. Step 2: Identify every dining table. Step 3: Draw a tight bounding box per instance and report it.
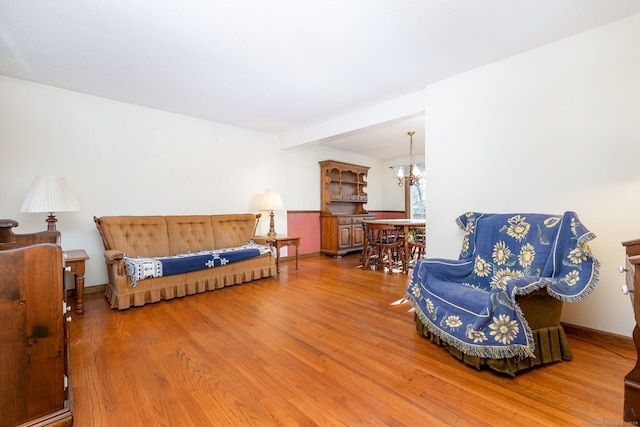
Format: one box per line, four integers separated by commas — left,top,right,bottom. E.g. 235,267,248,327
362,218,426,274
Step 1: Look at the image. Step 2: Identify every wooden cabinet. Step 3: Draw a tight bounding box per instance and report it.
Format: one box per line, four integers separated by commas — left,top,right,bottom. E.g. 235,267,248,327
321,214,375,257
319,160,374,257
0,220,72,427
623,238,640,423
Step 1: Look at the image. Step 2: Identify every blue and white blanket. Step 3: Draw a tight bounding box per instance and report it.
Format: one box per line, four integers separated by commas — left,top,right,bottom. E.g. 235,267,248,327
124,241,272,287
405,211,600,359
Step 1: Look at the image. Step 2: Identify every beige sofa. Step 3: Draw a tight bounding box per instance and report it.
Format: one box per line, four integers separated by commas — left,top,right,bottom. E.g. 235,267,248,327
94,214,276,310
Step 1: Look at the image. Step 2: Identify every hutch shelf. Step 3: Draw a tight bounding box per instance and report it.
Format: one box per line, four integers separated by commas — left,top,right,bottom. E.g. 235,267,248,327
319,160,374,257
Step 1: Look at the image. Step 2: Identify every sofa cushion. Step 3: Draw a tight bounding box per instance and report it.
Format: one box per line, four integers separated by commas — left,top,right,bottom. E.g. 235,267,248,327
166,215,216,254
97,216,170,257
210,214,257,248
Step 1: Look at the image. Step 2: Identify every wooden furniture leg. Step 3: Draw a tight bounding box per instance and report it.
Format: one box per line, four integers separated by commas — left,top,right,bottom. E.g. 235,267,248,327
266,236,301,274
63,250,90,314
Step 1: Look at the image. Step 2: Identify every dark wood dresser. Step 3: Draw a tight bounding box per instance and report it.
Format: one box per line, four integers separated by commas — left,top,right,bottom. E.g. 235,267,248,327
622,238,640,423
0,220,72,427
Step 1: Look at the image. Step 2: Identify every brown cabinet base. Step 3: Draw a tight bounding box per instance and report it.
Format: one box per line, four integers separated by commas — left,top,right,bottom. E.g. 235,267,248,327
622,238,640,423
20,407,73,427
321,214,375,257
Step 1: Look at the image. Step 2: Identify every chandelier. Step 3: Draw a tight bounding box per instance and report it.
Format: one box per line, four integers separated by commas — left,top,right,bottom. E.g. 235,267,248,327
397,131,421,187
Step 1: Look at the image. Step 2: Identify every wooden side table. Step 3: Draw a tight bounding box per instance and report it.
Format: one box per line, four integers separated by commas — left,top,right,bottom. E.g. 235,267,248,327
64,249,90,314
266,236,301,273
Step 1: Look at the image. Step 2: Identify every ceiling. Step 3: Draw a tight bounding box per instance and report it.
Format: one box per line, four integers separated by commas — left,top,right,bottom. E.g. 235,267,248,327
2,1,639,159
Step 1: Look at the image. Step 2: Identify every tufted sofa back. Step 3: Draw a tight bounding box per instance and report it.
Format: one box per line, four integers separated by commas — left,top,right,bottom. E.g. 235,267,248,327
94,213,260,258
211,214,258,249
166,215,215,254
95,216,170,258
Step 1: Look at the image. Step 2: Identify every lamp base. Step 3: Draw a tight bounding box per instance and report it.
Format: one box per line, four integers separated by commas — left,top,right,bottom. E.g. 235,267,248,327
266,210,277,237
46,213,58,231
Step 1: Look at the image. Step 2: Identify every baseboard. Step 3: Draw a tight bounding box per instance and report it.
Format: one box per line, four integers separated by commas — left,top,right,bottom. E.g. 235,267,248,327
67,283,106,298
279,252,320,261
562,322,634,352
85,284,107,294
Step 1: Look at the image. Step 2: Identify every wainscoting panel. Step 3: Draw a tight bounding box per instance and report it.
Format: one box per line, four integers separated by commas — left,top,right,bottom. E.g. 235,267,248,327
286,210,405,256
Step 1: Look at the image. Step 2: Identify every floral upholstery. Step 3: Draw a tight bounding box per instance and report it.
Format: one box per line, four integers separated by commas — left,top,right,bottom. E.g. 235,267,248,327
406,211,599,361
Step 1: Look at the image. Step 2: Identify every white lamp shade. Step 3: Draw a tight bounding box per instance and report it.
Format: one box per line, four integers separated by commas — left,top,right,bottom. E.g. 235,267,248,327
260,189,284,211
20,176,80,213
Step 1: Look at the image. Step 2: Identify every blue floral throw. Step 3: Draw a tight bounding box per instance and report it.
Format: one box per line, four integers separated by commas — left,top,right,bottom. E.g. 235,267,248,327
124,241,272,287
405,211,599,359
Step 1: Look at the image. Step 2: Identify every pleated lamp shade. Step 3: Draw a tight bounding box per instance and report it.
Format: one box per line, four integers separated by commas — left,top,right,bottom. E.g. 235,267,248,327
20,176,80,230
259,189,285,211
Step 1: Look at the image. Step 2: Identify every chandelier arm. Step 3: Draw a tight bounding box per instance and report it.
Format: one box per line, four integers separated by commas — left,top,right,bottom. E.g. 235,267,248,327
396,131,421,187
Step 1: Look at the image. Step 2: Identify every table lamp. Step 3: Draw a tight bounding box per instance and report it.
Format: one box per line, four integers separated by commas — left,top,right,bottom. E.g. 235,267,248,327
260,189,284,237
20,176,80,231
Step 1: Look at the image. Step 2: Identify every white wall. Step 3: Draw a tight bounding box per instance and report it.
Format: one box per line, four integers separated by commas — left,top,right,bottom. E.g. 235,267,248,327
0,76,385,288
423,14,640,336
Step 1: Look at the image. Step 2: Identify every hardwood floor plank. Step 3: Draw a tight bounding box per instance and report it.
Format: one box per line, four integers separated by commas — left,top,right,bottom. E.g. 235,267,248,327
68,254,636,426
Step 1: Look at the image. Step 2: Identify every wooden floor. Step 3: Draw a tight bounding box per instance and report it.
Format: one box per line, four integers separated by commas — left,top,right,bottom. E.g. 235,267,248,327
68,254,636,426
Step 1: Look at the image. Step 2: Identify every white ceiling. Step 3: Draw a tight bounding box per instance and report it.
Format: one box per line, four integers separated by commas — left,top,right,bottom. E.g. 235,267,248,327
2,1,639,159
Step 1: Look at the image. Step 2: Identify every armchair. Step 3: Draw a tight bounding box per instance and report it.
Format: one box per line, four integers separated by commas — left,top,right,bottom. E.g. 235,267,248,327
406,211,600,375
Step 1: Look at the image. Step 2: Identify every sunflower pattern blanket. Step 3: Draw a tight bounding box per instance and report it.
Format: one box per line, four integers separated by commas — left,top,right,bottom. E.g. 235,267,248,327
405,211,599,359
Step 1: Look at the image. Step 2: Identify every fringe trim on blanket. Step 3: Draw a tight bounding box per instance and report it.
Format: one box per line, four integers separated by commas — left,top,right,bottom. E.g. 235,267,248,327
455,215,465,230
513,278,546,297
512,254,601,304
405,292,536,360
546,255,601,304
578,231,597,245
415,316,572,376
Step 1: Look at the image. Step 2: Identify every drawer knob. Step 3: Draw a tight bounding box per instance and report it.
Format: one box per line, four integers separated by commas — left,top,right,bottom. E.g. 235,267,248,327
622,284,634,295
619,265,629,273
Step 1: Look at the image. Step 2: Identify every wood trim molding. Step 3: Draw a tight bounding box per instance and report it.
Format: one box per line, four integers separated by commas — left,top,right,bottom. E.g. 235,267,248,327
285,210,320,214
279,252,320,261
285,210,407,215
562,322,634,352
70,284,106,296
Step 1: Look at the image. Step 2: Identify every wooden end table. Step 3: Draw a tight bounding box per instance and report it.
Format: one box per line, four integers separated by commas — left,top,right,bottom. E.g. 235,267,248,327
266,235,301,273
64,249,90,314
